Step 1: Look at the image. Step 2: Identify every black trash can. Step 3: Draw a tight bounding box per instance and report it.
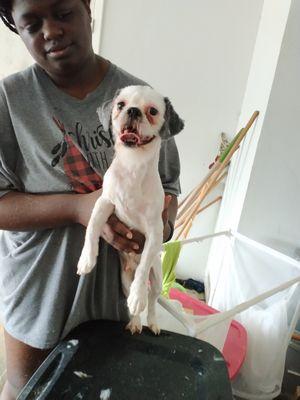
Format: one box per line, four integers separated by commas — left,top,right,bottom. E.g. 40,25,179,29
18,320,233,400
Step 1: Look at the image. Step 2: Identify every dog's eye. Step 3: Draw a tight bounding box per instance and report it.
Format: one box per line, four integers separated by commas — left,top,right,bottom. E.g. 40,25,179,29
117,101,125,110
149,107,158,116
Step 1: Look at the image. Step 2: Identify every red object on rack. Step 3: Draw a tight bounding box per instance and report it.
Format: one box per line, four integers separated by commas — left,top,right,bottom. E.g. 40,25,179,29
169,288,247,380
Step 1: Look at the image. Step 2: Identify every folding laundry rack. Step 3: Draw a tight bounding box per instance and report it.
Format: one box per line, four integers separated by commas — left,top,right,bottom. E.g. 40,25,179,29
157,230,300,400
158,108,300,398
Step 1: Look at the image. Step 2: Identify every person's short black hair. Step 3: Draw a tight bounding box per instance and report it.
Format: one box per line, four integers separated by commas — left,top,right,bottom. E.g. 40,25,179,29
0,0,89,34
0,0,18,34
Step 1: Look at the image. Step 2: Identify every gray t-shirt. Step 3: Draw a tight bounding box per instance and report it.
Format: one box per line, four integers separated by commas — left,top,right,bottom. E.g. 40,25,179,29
0,62,181,349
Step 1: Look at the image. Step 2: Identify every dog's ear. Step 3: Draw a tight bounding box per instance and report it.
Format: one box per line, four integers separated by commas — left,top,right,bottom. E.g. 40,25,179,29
97,89,121,132
159,97,184,140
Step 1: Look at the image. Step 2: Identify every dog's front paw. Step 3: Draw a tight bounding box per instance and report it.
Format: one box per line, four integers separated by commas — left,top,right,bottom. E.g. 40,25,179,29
127,281,148,316
77,246,97,275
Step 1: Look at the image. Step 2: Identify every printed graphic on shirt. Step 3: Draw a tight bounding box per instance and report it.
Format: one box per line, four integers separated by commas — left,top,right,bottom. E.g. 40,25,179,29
70,119,115,172
51,116,113,193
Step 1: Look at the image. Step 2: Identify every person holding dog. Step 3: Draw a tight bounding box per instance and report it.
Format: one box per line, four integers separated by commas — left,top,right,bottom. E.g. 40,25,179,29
0,0,181,398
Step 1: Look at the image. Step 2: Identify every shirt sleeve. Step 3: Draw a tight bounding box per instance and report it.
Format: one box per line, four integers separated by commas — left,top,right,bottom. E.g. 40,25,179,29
0,88,23,198
159,137,181,196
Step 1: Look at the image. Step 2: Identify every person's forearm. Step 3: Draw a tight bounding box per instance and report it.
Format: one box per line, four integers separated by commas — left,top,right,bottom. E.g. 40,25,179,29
0,191,82,231
167,194,178,226
163,193,178,242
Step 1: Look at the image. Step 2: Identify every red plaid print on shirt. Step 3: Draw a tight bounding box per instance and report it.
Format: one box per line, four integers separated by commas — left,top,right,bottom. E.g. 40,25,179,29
52,116,103,194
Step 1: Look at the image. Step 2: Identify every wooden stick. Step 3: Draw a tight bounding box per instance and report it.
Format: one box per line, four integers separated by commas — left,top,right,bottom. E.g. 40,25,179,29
207,170,228,194
196,196,222,215
182,219,193,239
177,129,238,219
202,112,259,196
214,170,228,186
201,169,228,200
175,178,215,239
179,110,258,217
185,174,218,223
174,219,189,240
190,110,259,214
175,111,259,239
175,195,222,230
176,145,235,237
177,160,221,218
178,127,239,217
178,125,244,213
221,111,259,169
176,184,208,228
175,212,190,229
178,182,201,209
178,159,222,209
180,196,223,239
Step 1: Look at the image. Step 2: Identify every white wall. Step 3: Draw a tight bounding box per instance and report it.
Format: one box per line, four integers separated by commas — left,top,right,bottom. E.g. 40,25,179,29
100,0,263,279
238,0,300,259
0,25,33,79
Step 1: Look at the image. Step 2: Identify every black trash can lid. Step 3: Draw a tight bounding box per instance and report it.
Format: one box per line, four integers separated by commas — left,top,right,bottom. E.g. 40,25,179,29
18,320,232,400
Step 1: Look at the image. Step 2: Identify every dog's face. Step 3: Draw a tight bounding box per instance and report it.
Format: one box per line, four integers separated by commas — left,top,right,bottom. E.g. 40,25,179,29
98,85,184,145
111,86,166,148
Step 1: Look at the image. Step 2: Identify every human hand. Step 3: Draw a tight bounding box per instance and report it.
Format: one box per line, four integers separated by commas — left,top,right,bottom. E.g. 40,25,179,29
76,191,172,251
105,194,173,252
102,214,145,254
74,189,145,253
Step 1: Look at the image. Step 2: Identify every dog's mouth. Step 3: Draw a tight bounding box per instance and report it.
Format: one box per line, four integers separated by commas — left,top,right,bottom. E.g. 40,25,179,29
120,126,155,147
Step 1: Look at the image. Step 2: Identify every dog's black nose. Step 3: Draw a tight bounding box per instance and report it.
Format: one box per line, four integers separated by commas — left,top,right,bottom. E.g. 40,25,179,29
127,107,142,119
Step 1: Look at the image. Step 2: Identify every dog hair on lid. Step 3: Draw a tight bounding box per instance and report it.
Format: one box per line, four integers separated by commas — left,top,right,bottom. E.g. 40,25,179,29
77,85,184,334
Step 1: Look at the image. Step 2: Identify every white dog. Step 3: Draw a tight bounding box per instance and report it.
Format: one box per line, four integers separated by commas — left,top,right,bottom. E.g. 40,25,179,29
77,85,184,334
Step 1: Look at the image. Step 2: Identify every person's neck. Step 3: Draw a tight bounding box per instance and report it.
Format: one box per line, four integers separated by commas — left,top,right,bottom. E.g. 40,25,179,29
48,55,110,100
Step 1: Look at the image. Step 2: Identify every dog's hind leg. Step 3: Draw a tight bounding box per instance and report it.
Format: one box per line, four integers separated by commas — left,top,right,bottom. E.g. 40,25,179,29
147,254,162,335
77,197,114,275
122,272,143,334
126,315,142,334
120,254,143,334
127,228,163,316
